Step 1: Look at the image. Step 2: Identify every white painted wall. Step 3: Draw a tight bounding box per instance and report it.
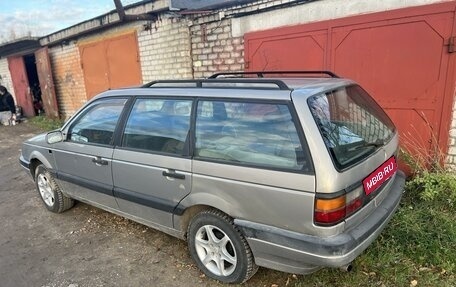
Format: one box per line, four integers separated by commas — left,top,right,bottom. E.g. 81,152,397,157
0,58,15,101
232,0,451,37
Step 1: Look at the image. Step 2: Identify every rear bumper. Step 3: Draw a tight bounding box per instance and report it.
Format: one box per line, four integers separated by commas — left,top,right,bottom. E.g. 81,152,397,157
235,171,405,275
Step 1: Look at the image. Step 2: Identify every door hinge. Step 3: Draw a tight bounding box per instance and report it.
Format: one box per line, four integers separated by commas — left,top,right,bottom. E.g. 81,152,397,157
448,36,456,53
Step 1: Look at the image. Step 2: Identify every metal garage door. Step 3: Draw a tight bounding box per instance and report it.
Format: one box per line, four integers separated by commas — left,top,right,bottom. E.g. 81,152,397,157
35,47,59,119
80,32,142,99
8,56,34,117
245,2,456,160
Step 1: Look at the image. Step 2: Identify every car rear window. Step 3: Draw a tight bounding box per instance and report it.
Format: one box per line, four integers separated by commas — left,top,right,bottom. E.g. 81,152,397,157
308,85,395,170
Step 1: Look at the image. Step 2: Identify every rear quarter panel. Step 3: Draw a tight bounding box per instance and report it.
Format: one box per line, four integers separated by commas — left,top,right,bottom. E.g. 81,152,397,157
177,160,320,235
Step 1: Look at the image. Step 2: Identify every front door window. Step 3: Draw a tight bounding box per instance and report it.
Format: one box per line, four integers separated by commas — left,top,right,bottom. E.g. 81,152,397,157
68,98,127,145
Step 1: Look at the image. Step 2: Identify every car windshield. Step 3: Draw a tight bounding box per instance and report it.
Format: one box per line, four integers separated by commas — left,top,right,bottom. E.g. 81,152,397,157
308,85,395,170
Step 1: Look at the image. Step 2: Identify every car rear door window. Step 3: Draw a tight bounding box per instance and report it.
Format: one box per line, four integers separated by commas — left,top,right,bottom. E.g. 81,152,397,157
122,98,192,155
195,100,309,171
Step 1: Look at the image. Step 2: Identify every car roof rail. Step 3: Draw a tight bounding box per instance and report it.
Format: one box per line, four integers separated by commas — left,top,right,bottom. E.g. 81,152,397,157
208,70,339,79
142,79,291,90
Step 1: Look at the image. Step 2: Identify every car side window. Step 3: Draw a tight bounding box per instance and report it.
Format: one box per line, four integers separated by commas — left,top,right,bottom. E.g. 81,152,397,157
195,100,309,171
68,98,127,145
122,98,192,155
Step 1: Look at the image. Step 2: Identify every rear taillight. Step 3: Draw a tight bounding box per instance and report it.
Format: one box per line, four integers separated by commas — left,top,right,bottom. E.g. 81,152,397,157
314,195,345,224
314,186,364,226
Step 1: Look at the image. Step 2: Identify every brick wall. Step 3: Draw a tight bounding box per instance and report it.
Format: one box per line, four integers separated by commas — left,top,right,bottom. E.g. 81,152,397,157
447,101,456,170
138,17,193,82
190,18,244,78
48,43,87,119
0,58,15,101
188,0,298,78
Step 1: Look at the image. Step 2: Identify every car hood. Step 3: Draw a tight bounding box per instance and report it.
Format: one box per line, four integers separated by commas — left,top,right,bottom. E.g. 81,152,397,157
24,132,48,146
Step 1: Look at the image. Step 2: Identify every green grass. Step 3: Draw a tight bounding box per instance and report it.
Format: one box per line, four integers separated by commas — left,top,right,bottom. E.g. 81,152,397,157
28,115,65,131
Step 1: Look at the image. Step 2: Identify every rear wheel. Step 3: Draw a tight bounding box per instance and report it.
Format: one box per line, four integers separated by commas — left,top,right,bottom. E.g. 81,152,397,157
35,164,74,213
187,210,257,283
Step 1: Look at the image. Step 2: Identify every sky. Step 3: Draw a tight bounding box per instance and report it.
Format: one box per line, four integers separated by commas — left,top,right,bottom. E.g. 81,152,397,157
0,0,139,43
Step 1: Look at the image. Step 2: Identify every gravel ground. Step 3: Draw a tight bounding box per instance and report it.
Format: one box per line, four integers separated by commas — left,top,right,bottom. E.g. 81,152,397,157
0,122,294,287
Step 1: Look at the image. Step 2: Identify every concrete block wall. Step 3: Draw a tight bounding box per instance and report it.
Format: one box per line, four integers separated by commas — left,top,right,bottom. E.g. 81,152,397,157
0,58,15,101
48,43,87,119
138,17,193,82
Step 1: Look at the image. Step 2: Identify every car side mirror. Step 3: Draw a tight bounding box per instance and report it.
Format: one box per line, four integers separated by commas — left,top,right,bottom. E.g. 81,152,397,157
46,131,64,144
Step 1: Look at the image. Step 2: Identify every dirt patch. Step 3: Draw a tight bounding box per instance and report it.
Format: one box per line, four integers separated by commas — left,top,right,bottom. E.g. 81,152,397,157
0,123,294,287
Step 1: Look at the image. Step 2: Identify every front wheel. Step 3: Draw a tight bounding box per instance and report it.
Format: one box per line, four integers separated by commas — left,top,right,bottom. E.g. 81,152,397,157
35,164,74,213
187,210,257,283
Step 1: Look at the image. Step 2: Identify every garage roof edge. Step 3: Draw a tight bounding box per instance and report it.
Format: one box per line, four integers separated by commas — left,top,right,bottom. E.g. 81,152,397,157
38,0,168,47
170,0,258,10
0,37,41,58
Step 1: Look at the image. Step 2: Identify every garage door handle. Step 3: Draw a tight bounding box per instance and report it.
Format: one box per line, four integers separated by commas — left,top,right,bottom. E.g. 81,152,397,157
92,157,108,166
162,170,185,180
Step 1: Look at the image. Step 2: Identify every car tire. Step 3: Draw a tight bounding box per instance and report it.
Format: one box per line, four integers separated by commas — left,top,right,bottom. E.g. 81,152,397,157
35,164,74,213
187,209,258,283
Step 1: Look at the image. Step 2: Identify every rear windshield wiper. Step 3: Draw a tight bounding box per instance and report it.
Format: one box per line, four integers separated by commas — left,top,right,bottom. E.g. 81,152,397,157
347,140,384,152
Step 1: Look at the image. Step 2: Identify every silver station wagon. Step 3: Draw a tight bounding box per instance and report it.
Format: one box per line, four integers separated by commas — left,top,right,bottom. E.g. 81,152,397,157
20,71,405,283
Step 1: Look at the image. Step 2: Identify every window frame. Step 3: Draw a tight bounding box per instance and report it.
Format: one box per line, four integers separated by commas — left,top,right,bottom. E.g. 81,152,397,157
191,97,315,174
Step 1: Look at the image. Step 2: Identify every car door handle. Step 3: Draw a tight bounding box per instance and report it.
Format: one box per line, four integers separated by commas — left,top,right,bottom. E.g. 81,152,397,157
162,170,185,180
92,156,108,166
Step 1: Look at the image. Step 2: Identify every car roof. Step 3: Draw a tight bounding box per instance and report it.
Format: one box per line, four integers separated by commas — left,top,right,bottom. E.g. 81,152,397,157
276,77,355,95
94,71,355,101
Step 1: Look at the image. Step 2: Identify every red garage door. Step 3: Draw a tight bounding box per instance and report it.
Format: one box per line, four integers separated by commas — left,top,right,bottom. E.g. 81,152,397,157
8,56,34,117
245,2,456,160
80,32,142,99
